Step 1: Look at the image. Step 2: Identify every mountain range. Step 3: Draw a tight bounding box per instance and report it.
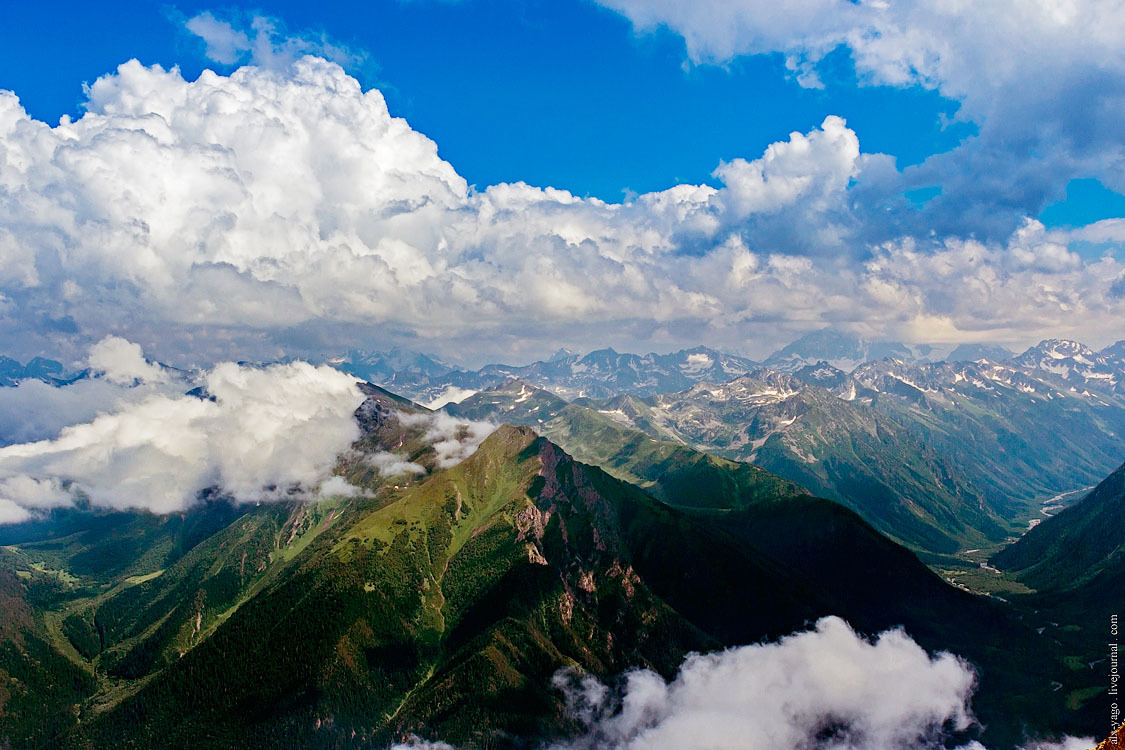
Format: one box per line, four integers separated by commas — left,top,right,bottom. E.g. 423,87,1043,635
329,345,761,404
323,331,1122,405
0,380,1105,748
0,334,1123,747
448,378,1008,556
443,336,1125,562
2,330,1117,405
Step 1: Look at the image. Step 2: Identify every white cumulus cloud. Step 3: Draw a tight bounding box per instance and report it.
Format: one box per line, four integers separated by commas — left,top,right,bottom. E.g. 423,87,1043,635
0,54,1123,363
714,114,859,220
87,335,169,384
547,615,977,750
0,349,364,521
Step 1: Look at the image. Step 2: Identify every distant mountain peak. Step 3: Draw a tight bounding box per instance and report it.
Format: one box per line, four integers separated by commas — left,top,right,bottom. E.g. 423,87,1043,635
791,360,854,393
764,329,911,373
334,344,759,403
947,343,1014,363
1017,339,1102,371
1024,338,1095,358
1100,339,1125,357
0,354,75,386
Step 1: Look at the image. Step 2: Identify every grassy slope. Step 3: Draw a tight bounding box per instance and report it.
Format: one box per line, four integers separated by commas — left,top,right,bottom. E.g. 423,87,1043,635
87,499,344,682
649,383,1009,554
751,390,1006,554
0,561,99,748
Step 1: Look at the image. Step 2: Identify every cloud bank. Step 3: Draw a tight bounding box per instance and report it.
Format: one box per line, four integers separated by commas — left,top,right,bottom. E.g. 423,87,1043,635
0,377,153,447
423,386,478,411
0,354,364,523
394,617,1091,750
1,48,1123,363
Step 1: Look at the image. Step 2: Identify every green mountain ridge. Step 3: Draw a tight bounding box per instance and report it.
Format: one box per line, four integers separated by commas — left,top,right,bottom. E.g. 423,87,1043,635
447,381,809,512
450,378,1009,557
69,425,825,747
0,384,1105,748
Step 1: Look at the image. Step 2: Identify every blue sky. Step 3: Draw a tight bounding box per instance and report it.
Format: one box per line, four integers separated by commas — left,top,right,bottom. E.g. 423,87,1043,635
2,0,1125,365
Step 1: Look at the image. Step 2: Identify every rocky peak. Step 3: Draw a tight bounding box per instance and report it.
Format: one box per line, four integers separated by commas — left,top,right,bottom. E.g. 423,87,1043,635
1015,338,1096,364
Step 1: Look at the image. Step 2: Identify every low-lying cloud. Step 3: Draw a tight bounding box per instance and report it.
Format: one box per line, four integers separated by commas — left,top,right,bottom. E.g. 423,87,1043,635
366,450,426,478
0,336,194,447
0,378,148,446
0,347,364,522
423,386,478,411
394,616,1092,750
398,412,499,469
548,615,977,750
